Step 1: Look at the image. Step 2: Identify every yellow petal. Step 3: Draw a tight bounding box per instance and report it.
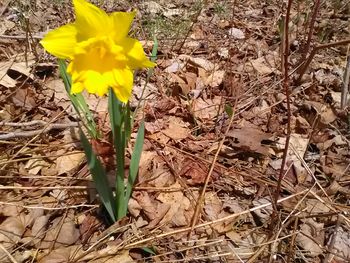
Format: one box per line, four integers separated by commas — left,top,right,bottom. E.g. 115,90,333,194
71,82,84,94
110,68,133,103
84,71,109,96
73,0,110,41
110,11,136,42
40,24,77,59
119,38,156,69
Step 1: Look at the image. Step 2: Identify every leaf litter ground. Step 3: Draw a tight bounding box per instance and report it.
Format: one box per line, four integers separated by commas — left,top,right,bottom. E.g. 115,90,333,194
0,0,349,262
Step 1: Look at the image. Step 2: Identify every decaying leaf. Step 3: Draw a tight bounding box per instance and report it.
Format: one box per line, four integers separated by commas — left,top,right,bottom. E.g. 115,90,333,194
56,151,85,175
296,219,324,257
156,182,191,227
327,226,350,261
162,116,190,140
192,96,222,121
205,70,225,88
226,126,275,156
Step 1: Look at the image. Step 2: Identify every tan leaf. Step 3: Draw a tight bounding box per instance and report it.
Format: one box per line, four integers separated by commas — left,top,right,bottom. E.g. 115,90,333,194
156,182,191,227
205,70,225,87
162,117,190,140
0,217,25,249
42,218,80,249
226,126,275,155
296,219,324,257
56,151,85,175
192,96,222,121
178,55,216,71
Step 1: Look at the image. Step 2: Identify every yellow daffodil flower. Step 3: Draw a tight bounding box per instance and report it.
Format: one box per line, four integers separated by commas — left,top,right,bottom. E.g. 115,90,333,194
40,0,155,102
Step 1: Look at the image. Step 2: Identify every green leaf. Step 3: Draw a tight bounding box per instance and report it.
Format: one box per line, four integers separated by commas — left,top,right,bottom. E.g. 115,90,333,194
126,121,144,203
224,104,233,117
125,103,132,141
108,89,127,219
142,247,156,255
80,130,116,222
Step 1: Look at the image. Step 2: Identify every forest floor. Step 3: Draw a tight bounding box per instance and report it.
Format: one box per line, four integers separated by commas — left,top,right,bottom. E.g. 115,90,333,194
0,0,349,262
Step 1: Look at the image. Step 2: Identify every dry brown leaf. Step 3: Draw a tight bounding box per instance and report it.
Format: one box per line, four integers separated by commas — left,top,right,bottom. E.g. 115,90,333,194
25,156,50,175
205,70,225,87
0,217,26,249
162,116,190,140
296,218,324,257
12,88,37,110
42,217,80,249
326,226,350,261
178,54,216,71
56,151,85,175
226,126,275,156
192,96,222,121
156,182,191,227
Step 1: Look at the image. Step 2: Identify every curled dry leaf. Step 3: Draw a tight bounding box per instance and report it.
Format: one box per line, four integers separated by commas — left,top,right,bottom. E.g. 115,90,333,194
0,60,34,88
178,158,208,185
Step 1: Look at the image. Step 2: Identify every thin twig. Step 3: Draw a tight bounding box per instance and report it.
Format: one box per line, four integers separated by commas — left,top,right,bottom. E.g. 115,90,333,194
0,109,67,170
0,243,18,263
300,0,321,59
296,38,350,84
341,55,350,109
0,121,79,140
274,0,293,214
188,97,237,238
0,201,97,210
286,217,299,263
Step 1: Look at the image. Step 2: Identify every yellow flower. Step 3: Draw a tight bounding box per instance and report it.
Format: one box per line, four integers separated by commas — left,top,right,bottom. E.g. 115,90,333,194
40,0,155,102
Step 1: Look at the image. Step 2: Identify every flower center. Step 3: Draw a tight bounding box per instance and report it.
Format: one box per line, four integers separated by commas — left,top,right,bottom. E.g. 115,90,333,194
72,37,127,73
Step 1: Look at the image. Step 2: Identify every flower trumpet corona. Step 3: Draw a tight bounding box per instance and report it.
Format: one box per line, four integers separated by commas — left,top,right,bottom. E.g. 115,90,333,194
41,0,155,102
